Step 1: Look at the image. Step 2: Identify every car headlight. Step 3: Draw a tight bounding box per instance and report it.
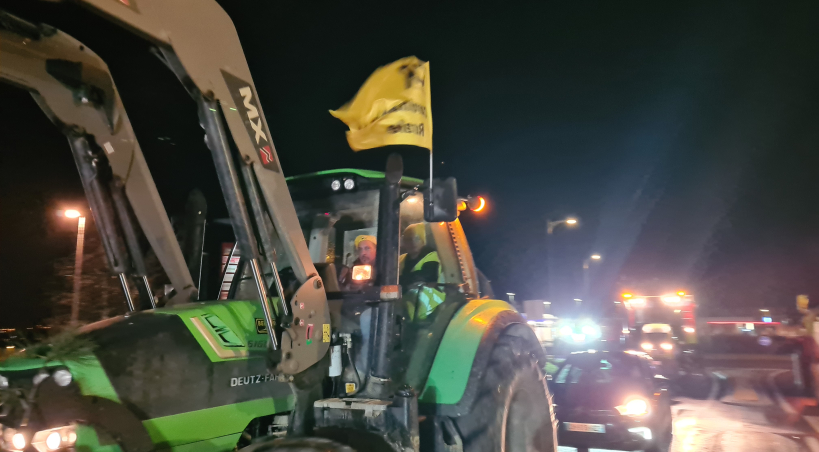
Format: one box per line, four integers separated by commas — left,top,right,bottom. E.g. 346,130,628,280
615,397,649,416
660,342,673,351
559,326,573,336
640,342,653,350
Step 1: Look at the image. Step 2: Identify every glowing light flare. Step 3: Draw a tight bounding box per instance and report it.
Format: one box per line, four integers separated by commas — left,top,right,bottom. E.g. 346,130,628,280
46,431,61,451
660,342,673,351
622,293,633,299
64,209,82,219
641,342,653,350
630,298,646,308
472,196,486,212
662,295,682,305
616,397,649,416
590,254,601,260
12,433,26,450
677,291,686,296
351,265,372,281
683,327,696,333
565,218,578,225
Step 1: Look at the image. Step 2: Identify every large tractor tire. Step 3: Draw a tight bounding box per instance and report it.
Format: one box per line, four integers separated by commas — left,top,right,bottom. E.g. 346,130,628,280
454,333,557,452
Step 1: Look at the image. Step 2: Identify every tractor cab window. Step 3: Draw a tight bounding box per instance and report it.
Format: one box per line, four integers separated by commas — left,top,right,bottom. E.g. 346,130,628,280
293,185,448,293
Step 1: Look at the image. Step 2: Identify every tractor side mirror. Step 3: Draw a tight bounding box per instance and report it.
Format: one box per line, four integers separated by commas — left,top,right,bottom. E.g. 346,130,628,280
424,177,458,222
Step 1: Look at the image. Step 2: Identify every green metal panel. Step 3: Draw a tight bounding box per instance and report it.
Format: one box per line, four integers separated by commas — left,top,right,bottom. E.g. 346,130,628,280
418,299,517,405
143,396,292,448
75,424,123,452
160,434,241,452
0,356,119,402
155,300,272,362
65,356,121,402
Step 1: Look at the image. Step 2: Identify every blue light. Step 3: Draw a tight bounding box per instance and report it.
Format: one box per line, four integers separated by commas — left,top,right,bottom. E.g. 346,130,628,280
762,316,772,323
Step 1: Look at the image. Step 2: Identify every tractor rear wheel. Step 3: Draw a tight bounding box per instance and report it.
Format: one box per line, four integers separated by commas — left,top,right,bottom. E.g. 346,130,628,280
454,333,557,452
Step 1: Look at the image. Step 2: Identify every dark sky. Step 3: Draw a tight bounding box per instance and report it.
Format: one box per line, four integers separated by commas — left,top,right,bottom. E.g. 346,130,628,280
2,0,819,325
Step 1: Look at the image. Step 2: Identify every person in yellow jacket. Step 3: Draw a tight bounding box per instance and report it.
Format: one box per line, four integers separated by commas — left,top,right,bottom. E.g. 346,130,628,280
399,224,445,320
399,224,442,286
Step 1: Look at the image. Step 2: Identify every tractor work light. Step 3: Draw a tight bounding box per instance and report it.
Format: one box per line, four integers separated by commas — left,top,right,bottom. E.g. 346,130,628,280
330,179,341,191
343,178,355,190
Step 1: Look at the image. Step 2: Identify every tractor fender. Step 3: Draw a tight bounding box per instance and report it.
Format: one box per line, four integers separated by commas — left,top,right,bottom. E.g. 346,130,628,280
418,299,545,416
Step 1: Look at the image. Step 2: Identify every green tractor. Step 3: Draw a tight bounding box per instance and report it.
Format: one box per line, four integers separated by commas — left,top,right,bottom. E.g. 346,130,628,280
0,2,556,452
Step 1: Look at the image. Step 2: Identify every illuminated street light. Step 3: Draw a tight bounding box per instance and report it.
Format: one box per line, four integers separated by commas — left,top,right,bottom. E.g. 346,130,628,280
582,254,602,299
61,209,86,326
545,216,580,301
546,217,580,234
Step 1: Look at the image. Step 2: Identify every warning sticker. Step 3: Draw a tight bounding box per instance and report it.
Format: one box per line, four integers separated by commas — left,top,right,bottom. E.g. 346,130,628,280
255,319,267,334
345,383,356,394
323,324,331,343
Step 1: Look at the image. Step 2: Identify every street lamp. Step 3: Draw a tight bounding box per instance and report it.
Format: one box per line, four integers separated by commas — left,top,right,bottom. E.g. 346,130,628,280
545,216,579,301
62,209,86,326
546,217,579,235
582,254,602,300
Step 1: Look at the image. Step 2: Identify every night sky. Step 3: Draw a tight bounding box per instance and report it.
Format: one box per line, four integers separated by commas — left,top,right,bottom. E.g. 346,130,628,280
1,0,819,326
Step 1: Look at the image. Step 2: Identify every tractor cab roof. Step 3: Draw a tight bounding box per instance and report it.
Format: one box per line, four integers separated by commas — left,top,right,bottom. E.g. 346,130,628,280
286,169,424,201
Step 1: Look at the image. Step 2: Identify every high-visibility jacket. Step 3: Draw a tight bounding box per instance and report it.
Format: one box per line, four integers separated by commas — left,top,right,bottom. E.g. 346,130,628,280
398,251,445,284
400,251,445,320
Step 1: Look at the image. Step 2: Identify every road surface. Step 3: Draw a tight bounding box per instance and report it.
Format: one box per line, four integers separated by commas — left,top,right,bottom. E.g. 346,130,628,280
559,363,819,452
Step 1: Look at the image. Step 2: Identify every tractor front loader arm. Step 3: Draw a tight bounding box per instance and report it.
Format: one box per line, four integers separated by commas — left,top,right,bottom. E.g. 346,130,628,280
0,10,197,306
68,0,330,373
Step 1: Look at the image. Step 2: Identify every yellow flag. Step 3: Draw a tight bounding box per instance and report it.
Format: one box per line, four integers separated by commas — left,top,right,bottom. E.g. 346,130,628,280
330,56,432,151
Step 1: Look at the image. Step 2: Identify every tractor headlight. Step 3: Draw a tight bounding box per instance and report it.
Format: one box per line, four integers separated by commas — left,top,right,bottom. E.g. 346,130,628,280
45,432,61,451
343,178,355,190
660,342,673,351
3,426,78,452
640,342,653,351
330,179,341,191
11,432,26,450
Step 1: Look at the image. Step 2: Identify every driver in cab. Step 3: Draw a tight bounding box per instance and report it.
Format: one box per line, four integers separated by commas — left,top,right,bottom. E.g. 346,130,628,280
338,235,376,290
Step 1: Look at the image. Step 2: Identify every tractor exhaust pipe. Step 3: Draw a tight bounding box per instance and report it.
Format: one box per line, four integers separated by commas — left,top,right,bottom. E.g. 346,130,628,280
370,154,404,389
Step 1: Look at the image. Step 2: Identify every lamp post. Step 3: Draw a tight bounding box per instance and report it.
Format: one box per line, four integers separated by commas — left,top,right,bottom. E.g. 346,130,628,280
63,209,86,326
546,217,578,235
582,254,602,300
545,217,579,302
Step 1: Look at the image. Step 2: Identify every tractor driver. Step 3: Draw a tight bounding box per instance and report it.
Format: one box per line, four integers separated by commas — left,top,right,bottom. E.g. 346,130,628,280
338,235,377,289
